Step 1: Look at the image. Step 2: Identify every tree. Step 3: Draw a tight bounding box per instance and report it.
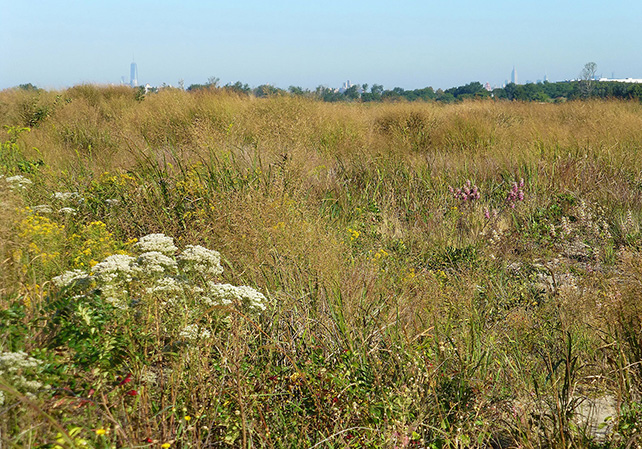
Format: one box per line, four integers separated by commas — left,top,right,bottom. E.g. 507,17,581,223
18,83,39,91
445,81,485,99
579,62,597,98
226,81,251,95
288,86,305,96
187,76,221,92
254,84,283,97
343,85,360,100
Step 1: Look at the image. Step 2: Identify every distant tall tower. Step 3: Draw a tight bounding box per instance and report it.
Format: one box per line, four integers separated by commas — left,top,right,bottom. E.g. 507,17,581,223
511,66,518,85
130,62,138,88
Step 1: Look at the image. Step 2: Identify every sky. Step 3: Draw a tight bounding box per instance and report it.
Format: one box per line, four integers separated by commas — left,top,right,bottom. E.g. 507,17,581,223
2,0,642,91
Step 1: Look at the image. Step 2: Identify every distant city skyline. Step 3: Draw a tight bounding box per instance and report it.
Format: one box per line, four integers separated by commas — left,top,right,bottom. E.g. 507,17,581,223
2,0,642,91
113,63,639,92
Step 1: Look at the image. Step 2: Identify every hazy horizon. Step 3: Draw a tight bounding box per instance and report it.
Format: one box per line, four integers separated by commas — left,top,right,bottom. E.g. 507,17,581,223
2,0,641,91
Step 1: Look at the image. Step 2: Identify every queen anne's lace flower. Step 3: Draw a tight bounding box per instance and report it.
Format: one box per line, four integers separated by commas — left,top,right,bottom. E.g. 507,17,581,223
5,175,33,189
179,324,212,341
101,286,129,309
146,276,184,294
207,282,267,310
0,351,41,372
52,192,80,201
0,351,46,405
135,251,178,274
58,207,77,214
50,233,266,315
32,204,53,213
92,254,136,284
52,269,92,288
178,245,223,276
135,233,178,255
140,368,158,385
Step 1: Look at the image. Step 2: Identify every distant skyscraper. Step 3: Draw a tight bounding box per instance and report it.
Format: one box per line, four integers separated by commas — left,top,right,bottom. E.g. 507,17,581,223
339,80,354,93
511,66,518,85
130,62,138,88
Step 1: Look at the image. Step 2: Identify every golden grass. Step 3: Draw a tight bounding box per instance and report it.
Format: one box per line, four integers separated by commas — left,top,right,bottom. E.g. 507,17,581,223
2,87,642,447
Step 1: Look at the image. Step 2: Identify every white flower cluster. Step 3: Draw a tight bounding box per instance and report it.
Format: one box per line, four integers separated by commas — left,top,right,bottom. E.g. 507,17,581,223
206,282,267,310
52,191,81,202
32,204,53,214
52,269,92,288
178,245,223,276
0,351,41,372
5,175,33,190
90,254,136,308
135,233,178,254
0,351,46,406
145,276,184,294
50,192,83,213
135,251,178,274
50,233,268,316
179,324,212,341
92,254,136,284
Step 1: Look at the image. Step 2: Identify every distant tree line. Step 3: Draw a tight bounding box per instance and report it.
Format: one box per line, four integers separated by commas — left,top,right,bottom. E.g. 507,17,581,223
184,78,642,103
14,78,642,103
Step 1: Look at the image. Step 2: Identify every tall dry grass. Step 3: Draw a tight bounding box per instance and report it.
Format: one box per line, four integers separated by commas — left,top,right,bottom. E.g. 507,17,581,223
1,86,642,447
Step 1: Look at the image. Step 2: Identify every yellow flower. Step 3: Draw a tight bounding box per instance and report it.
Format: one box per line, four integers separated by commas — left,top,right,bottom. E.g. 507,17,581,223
184,415,191,421
161,444,171,448
95,428,107,436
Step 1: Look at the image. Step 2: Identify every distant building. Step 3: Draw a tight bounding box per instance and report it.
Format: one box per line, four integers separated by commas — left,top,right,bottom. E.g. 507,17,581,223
130,62,138,88
484,82,492,92
598,77,642,84
339,80,354,93
511,66,518,85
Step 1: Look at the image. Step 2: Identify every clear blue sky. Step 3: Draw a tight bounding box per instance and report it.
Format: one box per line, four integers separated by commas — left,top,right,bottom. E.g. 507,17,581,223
2,0,641,91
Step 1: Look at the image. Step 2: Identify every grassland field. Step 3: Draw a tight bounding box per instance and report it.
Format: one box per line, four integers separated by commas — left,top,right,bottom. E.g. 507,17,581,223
1,85,642,448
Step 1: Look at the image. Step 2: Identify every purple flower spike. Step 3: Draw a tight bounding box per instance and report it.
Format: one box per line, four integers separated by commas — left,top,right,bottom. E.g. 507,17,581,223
451,180,481,203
